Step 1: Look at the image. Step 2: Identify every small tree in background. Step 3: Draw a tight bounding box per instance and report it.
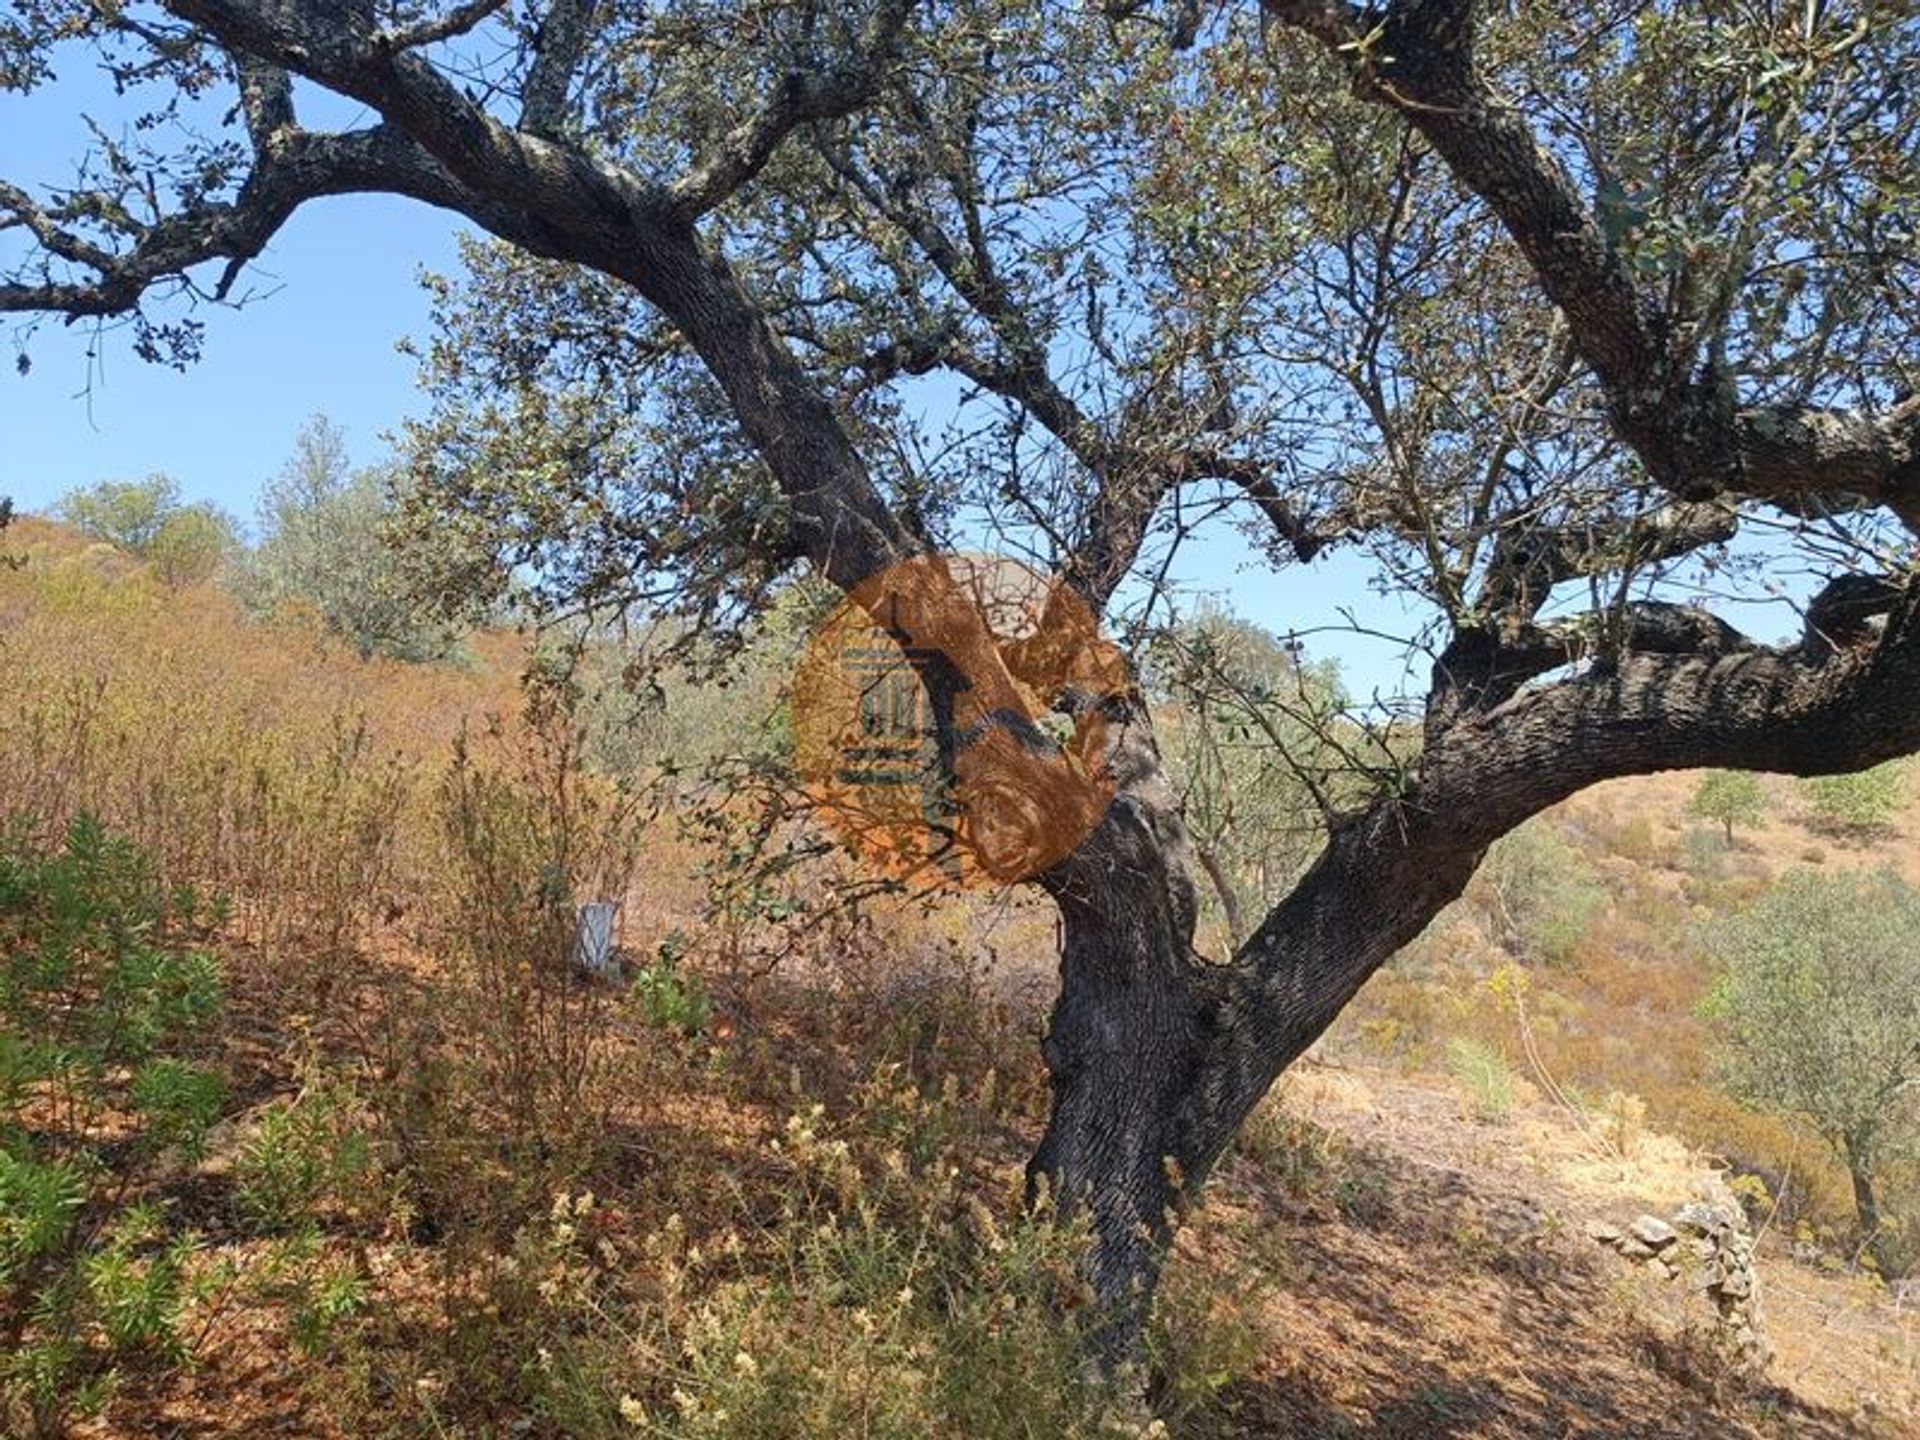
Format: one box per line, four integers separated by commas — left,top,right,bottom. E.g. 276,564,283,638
1690,770,1767,844
55,476,238,587
1702,870,1920,1274
242,417,456,662
1799,762,1906,839
56,474,183,551
1479,824,1605,968
145,507,236,588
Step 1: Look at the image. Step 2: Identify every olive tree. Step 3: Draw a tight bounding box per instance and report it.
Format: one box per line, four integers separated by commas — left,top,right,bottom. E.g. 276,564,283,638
1691,770,1767,845
240,415,457,660
1703,869,1920,1271
1799,760,1907,838
6,0,1920,1363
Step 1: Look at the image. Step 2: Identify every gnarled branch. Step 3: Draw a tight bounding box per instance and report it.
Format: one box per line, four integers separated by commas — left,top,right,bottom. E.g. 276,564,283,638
1264,0,1920,532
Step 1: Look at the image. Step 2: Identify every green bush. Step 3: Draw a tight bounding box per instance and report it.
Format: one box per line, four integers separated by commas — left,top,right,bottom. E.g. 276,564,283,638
232,1082,371,1236
631,931,714,1036
0,816,227,1435
1798,762,1905,838
54,474,239,587
1479,824,1604,967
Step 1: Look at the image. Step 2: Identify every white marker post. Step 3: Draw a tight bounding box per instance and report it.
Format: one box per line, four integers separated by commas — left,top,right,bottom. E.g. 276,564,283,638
574,901,617,977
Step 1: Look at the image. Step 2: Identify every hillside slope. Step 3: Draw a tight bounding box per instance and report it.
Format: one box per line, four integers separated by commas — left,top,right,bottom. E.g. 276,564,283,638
3,520,1915,1437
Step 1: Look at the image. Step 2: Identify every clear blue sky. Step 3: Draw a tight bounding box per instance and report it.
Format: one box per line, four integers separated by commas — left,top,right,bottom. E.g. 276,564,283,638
0,61,464,528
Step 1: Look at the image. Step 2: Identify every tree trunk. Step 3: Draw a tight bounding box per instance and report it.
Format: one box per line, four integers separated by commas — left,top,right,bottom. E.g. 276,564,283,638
1031,762,1492,1365
1029,800,1212,1362
1847,1148,1888,1271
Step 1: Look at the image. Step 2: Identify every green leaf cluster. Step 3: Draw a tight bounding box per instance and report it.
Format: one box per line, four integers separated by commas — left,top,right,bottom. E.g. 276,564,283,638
0,816,227,1434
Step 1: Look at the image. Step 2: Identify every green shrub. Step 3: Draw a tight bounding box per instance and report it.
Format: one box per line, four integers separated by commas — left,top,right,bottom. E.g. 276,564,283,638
1479,824,1604,967
1798,762,1905,838
631,932,714,1036
239,416,457,661
55,474,239,588
0,816,227,1436
232,1082,371,1236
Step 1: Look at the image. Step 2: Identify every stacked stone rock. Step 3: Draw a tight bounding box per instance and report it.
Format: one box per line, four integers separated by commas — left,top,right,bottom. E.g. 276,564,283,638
1588,1199,1769,1370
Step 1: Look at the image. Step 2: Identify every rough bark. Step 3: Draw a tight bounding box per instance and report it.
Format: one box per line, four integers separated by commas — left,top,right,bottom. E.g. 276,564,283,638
1844,1141,1891,1273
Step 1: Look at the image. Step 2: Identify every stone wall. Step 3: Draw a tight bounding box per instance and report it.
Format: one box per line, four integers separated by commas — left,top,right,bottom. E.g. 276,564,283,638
1589,1198,1768,1370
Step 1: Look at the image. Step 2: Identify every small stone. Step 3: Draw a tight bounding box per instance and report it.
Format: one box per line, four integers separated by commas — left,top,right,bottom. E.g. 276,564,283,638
1630,1215,1678,1249
1617,1237,1657,1261
1674,1202,1721,1236
1586,1219,1624,1245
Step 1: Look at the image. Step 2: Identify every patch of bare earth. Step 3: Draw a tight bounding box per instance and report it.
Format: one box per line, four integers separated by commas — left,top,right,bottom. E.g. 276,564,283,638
1188,1060,1918,1437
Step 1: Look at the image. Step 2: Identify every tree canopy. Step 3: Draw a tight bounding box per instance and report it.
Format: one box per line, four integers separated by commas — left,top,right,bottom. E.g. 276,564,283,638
240,415,459,660
56,475,239,586
1704,868,1920,1268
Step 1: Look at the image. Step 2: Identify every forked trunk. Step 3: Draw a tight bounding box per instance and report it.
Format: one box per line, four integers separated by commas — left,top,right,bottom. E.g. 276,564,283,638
1030,776,1491,1367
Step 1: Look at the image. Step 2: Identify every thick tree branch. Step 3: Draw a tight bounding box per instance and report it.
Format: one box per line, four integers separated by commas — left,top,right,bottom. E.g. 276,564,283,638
1736,398,1920,520
1163,577,1920,1201
1428,594,1755,726
1175,448,1337,563
7,0,918,609
520,0,603,138
1264,0,1920,531
165,0,668,242
1476,499,1738,621
233,54,295,150
0,126,554,318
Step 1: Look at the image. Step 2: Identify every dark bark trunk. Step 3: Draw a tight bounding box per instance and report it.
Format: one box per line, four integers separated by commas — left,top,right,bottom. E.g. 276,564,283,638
1847,1147,1888,1271
1029,740,1492,1365
1029,798,1212,1361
